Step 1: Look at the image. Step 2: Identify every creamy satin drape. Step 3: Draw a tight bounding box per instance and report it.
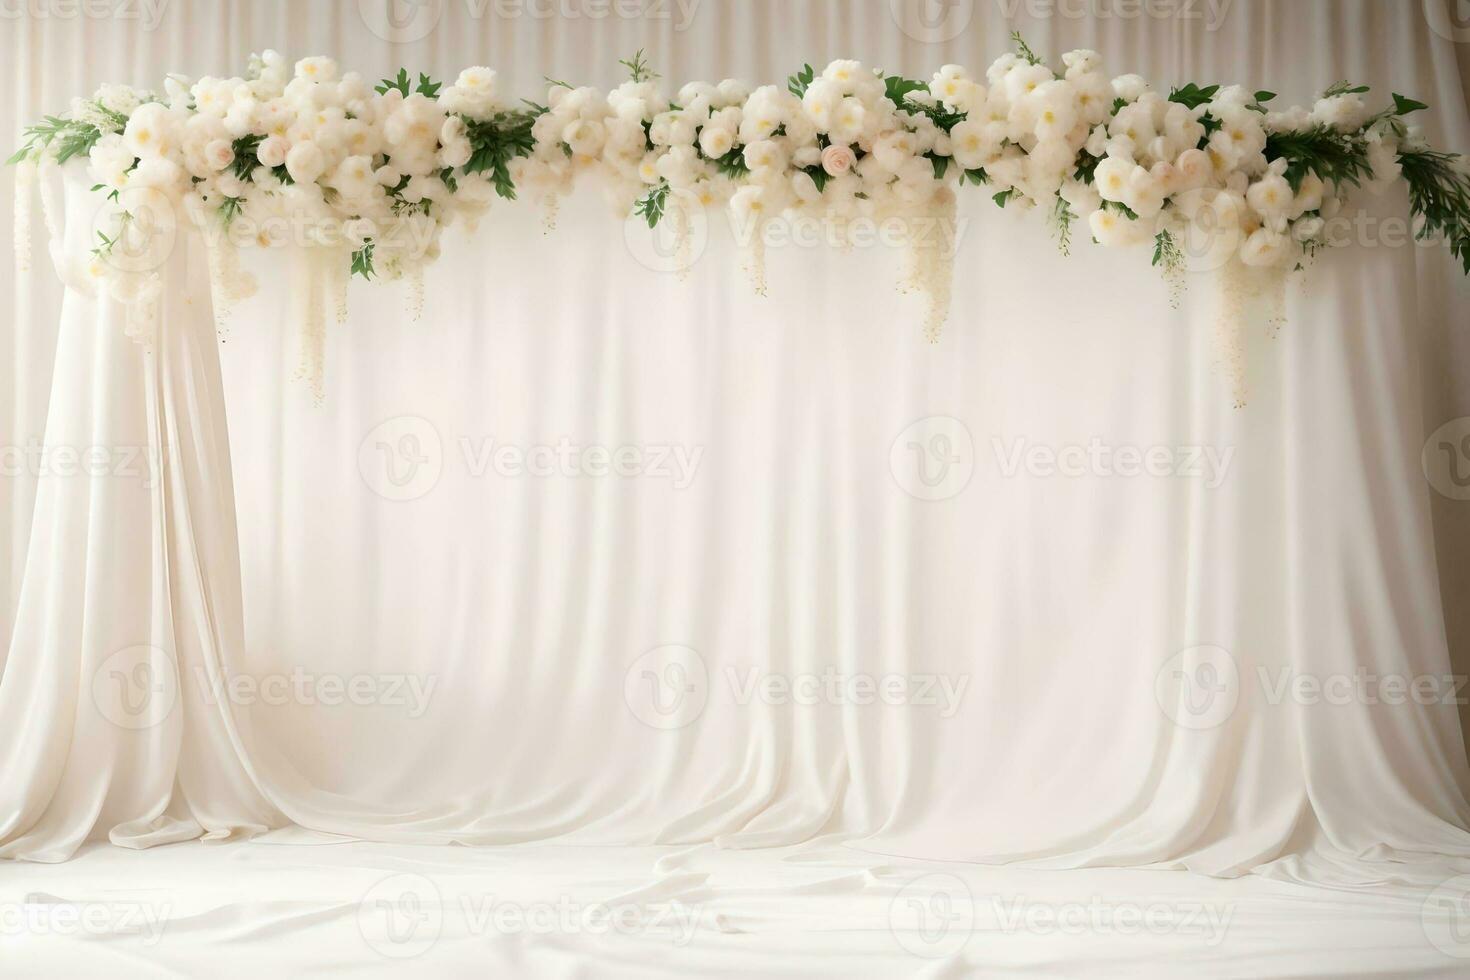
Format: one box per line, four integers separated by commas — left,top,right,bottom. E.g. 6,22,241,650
2,1,1470,873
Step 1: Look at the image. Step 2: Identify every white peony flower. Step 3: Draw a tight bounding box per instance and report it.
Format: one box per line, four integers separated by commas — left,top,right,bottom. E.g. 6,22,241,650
1246,172,1292,221
827,97,867,146
742,138,787,174
1111,74,1150,103
1240,227,1291,266
1089,207,1147,247
1093,156,1134,202
802,79,843,132
123,103,177,159
821,59,865,94
871,131,917,172
698,125,735,160
948,119,1000,170
791,170,821,203
564,118,606,157
1312,93,1368,133
295,57,339,83
1175,148,1212,190
285,140,326,183
1062,50,1103,76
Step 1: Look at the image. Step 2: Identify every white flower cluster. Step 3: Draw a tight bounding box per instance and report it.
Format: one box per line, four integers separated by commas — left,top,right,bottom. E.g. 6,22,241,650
519,60,961,233
12,46,1450,353
76,51,518,320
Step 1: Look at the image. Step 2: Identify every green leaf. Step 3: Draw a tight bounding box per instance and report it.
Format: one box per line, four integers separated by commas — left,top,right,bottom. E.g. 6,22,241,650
962,168,989,186
787,63,814,99
927,152,950,180
6,146,31,166
350,239,376,280
993,188,1015,208
633,180,670,228
1323,80,1370,98
1392,93,1429,116
460,109,538,199
1254,90,1276,103
1168,82,1220,110
416,72,442,99
712,146,750,178
883,75,927,106
375,68,412,97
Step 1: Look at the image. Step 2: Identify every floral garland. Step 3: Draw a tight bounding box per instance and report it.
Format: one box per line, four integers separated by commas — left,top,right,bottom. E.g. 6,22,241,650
9,37,1470,395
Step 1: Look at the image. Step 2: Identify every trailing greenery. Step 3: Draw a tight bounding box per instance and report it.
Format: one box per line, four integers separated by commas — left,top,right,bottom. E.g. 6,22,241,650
1264,124,1373,193
1052,194,1075,256
1400,148,1470,275
1152,229,1183,273
7,113,109,166
349,239,375,279
633,179,670,228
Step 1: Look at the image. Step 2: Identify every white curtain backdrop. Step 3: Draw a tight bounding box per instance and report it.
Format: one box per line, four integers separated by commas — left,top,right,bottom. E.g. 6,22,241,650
3,0,1470,886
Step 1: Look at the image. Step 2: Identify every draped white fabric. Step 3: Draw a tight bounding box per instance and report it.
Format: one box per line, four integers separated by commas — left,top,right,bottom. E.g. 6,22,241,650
5,2,1470,974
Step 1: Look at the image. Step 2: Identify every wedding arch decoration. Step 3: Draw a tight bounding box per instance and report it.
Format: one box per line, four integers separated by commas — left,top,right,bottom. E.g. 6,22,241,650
10,35,1470,395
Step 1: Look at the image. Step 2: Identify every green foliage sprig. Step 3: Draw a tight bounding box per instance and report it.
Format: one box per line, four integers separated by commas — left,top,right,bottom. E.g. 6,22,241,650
634,180,670,228
7,115,105,166
462,110,537,199
1011,31,1042,67
619,50,659,84
1400,148,1470,275
375,69,442,98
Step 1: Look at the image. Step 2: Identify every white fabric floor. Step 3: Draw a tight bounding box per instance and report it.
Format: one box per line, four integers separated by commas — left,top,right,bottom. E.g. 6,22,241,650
2,837,1466,978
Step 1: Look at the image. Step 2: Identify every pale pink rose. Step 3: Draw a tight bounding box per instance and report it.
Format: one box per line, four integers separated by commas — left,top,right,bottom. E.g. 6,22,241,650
821,143,856,176
204,139,234,172
256,135,289,168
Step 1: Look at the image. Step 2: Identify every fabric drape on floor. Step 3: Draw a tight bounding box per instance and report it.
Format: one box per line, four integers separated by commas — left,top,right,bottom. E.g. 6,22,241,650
2,2,1469,876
